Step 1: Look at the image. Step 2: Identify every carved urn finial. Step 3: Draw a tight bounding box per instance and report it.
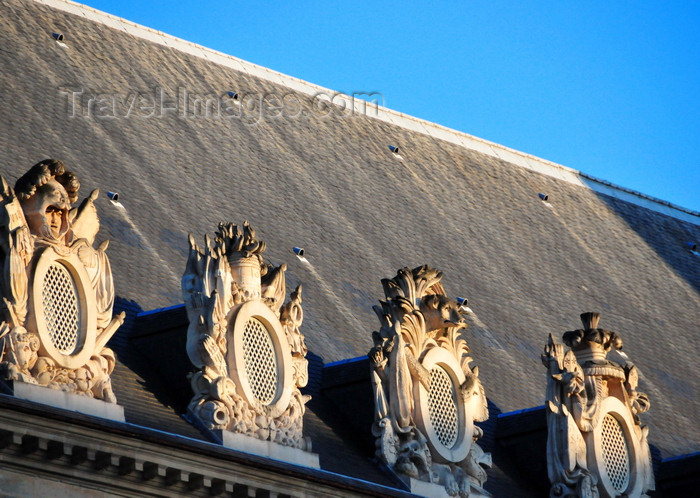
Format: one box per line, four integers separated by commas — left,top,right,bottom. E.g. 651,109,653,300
542,313,654,497
580,311,600,330
182,221,312,453
563,312,622,363
216,221,265,300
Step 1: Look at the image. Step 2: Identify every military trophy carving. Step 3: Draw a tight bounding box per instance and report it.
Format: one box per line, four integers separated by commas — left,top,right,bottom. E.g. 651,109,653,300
0,159,124,402
182,222,311,451
542,312,654,498
369,266,491,497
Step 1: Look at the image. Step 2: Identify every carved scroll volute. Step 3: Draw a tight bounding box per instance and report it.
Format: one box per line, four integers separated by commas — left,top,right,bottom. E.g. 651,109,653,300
369,266,491,496
0,160,124,402
280,285,308,388
183,222,312,450
543,313,654,498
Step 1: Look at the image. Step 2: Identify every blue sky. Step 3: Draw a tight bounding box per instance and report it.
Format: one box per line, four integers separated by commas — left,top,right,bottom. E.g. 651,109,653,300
86,1,699,212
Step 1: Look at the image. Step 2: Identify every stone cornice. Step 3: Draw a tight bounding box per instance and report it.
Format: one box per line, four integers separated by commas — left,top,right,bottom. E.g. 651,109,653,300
0,394,417,497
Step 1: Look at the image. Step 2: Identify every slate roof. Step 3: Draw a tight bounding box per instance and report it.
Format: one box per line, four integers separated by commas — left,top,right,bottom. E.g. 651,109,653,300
0,0,699,494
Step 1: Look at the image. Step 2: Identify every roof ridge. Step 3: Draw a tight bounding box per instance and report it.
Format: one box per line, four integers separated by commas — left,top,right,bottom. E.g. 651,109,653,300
33,0,699,225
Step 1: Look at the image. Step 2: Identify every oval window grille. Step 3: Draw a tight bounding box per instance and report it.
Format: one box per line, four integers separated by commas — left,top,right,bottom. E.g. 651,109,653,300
42,262,81,354
601,413,631,492
241,317,278,404
427,366,459,448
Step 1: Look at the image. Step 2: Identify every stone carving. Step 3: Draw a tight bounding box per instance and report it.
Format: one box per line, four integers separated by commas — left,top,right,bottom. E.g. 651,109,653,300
0,159,124,401
542,312,654,498
369,266,491,497
182,221,310,450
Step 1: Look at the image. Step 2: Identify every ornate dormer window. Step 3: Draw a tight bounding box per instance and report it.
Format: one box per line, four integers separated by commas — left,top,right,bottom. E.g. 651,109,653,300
368,266,491,497
182,222,313,462
0,159,124,413
542,312,655,497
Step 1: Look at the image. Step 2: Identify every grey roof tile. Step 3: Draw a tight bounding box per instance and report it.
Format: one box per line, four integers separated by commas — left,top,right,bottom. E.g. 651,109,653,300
1,0,699,492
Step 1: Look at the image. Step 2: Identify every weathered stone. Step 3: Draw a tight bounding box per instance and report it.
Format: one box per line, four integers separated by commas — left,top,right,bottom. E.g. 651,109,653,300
542,312,655,497
0,159,124,404
369,265,491,497
182,221,313,460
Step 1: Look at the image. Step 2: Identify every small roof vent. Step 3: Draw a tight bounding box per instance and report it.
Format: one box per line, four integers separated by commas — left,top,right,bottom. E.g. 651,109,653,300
227,91,239,100
538,193,549,201
293,247,308,263
456,297,472,313
106,191,124,209
687,241,699,255
387,145,403,160
51,31,68,49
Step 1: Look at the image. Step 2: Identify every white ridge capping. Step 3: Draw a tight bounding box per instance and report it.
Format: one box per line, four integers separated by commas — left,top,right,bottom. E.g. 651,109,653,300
34,0,699,225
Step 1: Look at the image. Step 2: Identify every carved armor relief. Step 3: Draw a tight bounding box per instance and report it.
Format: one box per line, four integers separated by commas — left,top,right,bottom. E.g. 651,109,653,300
369,266,492,497
182,222,311,451
0,159,124,402
542,312,655,498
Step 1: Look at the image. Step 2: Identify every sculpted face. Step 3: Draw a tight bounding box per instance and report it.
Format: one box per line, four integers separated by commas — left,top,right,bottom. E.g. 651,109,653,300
45,205,64,238
20,179,70,241
420,294,465,332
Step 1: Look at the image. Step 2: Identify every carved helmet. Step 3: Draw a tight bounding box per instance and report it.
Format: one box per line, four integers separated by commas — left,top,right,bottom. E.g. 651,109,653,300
15,159,79,243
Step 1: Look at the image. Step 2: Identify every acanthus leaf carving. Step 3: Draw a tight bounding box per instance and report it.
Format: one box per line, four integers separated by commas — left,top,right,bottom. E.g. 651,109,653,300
183,221,311,451
0,159,124,402
369,266,491,497
542,313,654,498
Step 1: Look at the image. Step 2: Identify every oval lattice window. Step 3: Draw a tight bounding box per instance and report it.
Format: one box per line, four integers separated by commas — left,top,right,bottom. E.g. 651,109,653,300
427,366,459,448
42,262,81,354
241,317,278,404
601,413,631,492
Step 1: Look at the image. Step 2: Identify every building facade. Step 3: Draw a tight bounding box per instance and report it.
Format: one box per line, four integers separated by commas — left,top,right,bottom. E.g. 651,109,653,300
0,1,698,496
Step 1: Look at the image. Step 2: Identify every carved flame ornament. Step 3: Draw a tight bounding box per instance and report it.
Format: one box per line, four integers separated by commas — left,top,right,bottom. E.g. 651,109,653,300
0,159,124,401
182,221,310,450
369,266,491,497
542,312,654,498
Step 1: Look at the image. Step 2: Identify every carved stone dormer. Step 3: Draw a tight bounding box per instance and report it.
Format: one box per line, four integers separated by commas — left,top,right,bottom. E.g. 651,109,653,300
182,222,316,466
0,159,125,419
369,266,491,497
542,312,654,497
